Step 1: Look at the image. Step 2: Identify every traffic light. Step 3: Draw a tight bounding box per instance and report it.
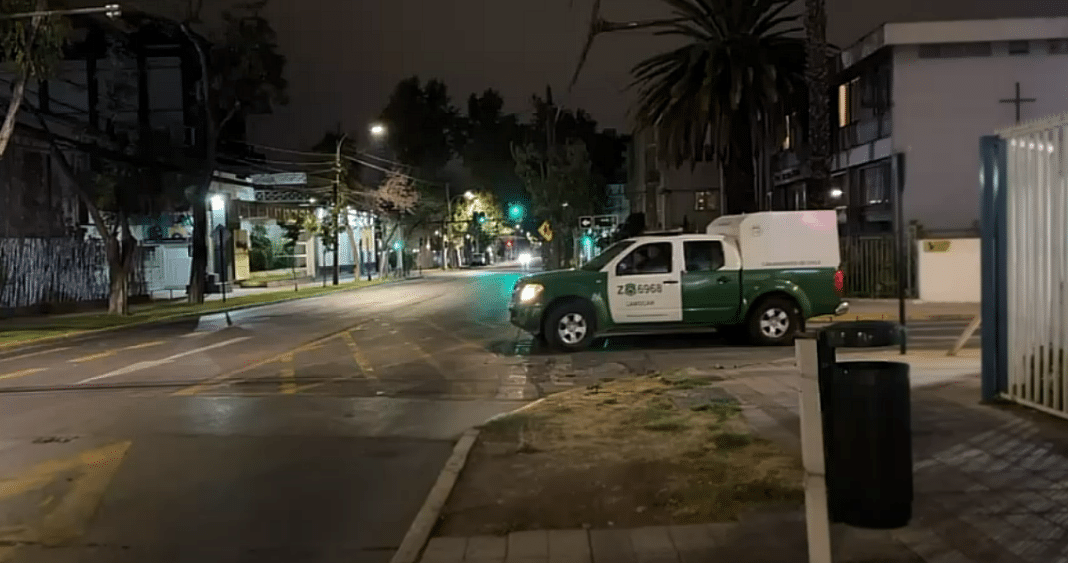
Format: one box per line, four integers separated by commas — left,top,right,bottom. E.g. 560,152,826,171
472,211,487,226
508,204,525,222
392,240,403,250
506,240,513,247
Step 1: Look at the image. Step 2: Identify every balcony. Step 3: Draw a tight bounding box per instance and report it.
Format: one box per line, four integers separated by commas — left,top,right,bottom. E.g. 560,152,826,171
837,113,892,151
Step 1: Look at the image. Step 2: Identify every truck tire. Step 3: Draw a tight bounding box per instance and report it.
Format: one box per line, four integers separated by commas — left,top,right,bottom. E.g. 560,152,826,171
543,299,597,352
748,296,800,346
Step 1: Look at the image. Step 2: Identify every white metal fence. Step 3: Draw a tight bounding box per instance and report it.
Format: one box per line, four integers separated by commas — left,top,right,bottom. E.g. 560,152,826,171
1001,117,1068,419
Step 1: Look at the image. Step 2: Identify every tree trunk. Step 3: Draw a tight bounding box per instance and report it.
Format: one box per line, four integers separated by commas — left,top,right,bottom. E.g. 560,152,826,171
188,196,208,302
0,1,47,159
0,73,28,159
724,116,757,215
804,0,831,192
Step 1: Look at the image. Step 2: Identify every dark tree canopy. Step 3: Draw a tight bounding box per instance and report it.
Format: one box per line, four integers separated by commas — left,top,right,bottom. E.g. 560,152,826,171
379,76,460,175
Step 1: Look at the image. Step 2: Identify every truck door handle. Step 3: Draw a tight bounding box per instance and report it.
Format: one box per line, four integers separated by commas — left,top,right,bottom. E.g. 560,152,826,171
664,280,679,284
716,277,729,284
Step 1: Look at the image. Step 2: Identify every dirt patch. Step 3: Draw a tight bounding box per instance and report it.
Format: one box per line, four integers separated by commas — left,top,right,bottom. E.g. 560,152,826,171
437,376,803,536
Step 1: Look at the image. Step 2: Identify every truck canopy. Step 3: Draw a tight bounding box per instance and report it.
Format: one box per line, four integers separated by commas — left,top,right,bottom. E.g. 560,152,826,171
706,211,840,271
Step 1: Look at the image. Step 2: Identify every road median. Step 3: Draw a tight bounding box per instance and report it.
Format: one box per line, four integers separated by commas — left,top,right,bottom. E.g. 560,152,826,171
433,373,804,538
0,278,392,352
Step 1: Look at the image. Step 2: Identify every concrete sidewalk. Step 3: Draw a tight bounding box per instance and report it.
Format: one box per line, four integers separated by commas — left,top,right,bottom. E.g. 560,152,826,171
421,352,1068,563
812,298,979,322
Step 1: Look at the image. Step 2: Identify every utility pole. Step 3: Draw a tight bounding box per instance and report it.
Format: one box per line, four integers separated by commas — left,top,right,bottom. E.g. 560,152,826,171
332,130,346,285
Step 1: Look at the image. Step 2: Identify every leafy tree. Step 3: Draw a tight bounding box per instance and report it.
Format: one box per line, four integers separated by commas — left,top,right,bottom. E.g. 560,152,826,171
173,0,289,304
448,190,510,260
0,0,69,157
378,76,460,176
371,171,420,274
458,89,524,202
513,139,595,270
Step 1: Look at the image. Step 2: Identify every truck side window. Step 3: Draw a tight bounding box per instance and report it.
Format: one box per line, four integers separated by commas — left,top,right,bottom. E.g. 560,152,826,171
616,242,673,275
684,241,725,272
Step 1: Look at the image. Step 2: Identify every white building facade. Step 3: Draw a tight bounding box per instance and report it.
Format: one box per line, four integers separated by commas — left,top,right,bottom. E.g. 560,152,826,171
832,17,1068,236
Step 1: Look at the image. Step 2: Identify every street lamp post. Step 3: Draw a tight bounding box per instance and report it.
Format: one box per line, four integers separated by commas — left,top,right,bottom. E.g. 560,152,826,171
332,132,347,286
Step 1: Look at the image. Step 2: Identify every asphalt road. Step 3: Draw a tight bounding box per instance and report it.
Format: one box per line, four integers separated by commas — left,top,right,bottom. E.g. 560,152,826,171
0,268,979,563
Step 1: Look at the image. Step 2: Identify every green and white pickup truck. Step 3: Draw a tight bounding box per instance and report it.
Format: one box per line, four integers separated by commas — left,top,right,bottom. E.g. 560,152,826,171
509,211,849,351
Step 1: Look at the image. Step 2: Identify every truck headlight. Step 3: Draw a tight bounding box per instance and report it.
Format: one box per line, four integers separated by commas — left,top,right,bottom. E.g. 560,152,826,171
518,284,543,303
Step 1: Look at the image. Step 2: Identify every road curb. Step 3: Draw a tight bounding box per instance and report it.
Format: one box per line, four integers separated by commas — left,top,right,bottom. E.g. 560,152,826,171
390,428,480,563
809,313,976,323
390,398,543,563
0,278,400,356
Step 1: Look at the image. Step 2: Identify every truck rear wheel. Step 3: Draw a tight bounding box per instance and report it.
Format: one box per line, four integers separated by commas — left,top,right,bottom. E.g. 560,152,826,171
543,299,597,352
748,297,800,346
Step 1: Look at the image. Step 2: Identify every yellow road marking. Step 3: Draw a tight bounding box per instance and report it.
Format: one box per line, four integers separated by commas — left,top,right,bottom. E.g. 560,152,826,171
35,441,132,546
279,354,296,394
123,340,164,350
69,350,116,363
173,328,353,396
342,331,376,378
0,346,71,364
0,368,46,382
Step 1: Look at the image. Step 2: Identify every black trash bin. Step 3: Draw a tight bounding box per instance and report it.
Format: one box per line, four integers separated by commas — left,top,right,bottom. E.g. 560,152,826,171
816,321,913,530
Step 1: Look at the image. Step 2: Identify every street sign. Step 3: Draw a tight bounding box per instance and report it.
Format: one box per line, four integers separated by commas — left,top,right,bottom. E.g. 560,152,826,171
538,220,553,242
578,216,593,229
924,240,951,252
250,172,308,186
594,215,617,228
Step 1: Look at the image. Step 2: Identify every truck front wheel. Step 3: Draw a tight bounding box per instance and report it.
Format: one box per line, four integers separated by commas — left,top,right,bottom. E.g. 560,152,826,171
747,297,800,346
543,299,597,352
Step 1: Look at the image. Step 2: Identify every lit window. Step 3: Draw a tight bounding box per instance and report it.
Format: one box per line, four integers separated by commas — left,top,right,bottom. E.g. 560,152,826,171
838,84,849,127
695,191,711,211
783,114,792,149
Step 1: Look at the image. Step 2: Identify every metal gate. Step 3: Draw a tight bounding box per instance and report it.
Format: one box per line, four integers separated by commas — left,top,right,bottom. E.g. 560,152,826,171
840,233,917,298
981,116,1068,419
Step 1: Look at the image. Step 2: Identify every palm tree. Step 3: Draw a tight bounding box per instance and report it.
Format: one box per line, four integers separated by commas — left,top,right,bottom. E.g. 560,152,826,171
628,0,806,214
803,0,831,203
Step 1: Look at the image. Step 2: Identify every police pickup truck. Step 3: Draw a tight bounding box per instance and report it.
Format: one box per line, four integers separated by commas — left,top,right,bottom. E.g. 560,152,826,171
509,211,849,351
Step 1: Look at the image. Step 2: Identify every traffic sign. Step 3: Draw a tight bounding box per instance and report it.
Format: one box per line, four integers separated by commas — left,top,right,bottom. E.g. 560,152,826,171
578,216,593,229
538,220,553,242
594,215,617,228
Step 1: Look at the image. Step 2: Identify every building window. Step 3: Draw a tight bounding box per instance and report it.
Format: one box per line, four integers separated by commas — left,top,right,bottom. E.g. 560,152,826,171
860,163,889,204
1008,41,1030,55
838,77,860,127
918,42,992,58
695,191,712,211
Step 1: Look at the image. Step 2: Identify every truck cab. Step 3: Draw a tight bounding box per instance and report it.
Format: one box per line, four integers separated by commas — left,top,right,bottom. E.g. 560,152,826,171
509,211,849,351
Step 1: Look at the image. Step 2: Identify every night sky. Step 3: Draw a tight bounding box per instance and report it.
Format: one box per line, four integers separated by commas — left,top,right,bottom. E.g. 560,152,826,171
247,0,1064,149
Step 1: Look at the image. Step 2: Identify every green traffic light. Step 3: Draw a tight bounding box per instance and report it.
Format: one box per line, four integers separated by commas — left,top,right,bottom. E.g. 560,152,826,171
393,240,403,250
508,204,524,221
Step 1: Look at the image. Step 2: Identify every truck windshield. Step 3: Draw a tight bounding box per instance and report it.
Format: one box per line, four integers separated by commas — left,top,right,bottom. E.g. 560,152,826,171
580,240,635,271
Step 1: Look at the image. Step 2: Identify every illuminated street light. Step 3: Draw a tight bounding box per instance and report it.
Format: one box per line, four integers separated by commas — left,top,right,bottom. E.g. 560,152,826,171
830,188,843,198
463,191,475,200
370,123,386,137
